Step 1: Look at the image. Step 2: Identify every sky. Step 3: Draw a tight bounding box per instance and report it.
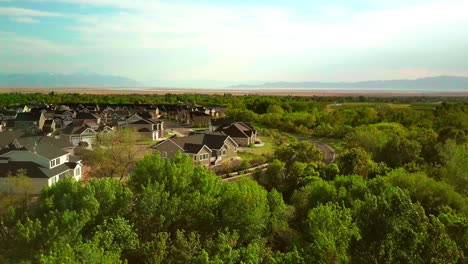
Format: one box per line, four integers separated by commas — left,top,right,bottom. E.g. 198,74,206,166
0,0,467,87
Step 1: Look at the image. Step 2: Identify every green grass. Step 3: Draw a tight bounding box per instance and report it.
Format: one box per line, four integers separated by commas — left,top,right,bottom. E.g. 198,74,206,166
241,136,275,157
137,140,158,146
238,152,260,161
410,102,439,111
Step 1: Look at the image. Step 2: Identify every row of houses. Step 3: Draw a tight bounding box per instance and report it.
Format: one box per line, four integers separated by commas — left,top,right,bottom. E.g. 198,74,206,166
0,103,254,192
1,103,226,147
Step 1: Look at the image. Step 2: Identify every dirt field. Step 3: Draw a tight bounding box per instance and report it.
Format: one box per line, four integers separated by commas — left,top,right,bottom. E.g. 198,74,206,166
1,87,467,97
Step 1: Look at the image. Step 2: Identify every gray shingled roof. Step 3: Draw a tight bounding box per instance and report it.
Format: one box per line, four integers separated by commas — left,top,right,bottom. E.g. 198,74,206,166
168,134,231,153
61,125,96,135
15,136,70,159
0,160,78,178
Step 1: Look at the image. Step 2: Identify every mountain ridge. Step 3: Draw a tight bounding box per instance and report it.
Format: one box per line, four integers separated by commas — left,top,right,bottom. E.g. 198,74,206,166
230,76,468,90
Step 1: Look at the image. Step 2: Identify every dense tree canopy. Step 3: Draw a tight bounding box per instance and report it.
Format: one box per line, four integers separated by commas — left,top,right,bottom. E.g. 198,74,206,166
0,94,466,263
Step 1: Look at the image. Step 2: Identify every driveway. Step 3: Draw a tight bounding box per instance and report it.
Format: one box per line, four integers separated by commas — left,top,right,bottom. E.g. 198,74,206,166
162,119,194,136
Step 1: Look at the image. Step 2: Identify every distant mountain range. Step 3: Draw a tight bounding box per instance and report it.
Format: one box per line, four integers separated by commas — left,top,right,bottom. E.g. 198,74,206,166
0,73,142,87
230,76,468,90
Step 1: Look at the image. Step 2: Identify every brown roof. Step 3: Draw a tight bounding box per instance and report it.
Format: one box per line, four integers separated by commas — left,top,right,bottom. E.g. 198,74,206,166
215,122,255,138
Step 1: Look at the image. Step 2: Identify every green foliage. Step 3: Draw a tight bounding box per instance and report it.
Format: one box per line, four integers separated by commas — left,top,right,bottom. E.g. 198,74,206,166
0,169,34,210
219,178,271,242
275,141,323,168
386,169,468,216
1,95,466,263
302,203,360,264
438,141,468,196
338,147,375,178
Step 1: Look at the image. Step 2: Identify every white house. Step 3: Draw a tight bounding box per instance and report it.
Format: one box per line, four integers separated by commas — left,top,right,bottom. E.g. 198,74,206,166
0,133,82,194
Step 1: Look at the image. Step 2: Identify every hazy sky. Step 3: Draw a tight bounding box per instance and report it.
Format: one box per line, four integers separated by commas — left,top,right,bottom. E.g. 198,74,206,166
1,0,467,86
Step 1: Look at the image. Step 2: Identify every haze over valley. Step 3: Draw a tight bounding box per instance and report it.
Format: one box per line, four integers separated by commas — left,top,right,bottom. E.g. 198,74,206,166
1,73,467,93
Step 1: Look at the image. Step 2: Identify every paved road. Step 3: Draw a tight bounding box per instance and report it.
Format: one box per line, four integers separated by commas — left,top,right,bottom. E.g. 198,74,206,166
310,140,336,164
293,135,336,164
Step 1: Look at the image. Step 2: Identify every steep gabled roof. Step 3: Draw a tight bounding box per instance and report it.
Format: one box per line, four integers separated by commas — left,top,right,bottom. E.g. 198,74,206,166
167,134,232,152
15,136,71,159
0,134,72,160
14,112,42,122
215,122,255,138
0,131,25,148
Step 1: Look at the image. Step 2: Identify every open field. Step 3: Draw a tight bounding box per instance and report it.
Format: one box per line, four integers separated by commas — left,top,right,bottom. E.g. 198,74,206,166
327,102,441,111
1,87,467,97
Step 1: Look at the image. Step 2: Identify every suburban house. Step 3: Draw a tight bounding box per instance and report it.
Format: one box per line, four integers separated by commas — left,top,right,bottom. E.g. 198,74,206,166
0,132,82,194
213,121,257,147
60,124,98,147
158,104,180,119
153,134,238,166
209,118,235,131
42,119,57,134
187,111,212,127
120,114,164,140
53,110,75,128
73,112,101,129
13,112,46,131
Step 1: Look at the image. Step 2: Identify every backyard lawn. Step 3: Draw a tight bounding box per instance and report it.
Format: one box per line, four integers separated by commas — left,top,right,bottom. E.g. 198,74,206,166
237,133,276,165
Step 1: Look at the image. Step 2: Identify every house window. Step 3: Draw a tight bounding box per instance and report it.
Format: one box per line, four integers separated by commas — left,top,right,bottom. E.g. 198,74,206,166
50,159,55,167
193,155,197,161
75,167,81,176
222,150,227,156
200,153,209,160
50,176,58,185
162,151,167,158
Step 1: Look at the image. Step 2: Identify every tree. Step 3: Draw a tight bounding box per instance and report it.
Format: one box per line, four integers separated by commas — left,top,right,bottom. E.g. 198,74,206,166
0,169,34,210
386,169,468,216
82,128,146,180
219,179,271,242
322,163,340,181
301,203,360,264
438,141,468,196
256,159,286,192
131,153,222,238
266,104,285,115
267,190,294,251
352,187,433,264
275,141,323,169
378,133,421,168
338,148,375,178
